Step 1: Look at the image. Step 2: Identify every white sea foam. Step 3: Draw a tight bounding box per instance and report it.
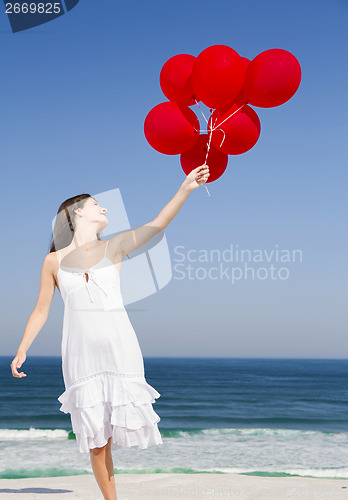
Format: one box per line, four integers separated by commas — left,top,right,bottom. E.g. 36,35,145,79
1,426,348,479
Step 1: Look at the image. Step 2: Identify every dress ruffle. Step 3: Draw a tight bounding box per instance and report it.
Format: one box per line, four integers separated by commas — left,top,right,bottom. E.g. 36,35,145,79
57,371,163,453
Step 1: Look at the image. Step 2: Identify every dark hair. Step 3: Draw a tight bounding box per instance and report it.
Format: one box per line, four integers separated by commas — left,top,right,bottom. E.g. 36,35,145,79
48,194,102,253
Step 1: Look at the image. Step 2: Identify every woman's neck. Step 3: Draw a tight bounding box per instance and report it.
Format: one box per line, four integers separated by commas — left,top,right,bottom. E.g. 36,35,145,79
70,236,100,249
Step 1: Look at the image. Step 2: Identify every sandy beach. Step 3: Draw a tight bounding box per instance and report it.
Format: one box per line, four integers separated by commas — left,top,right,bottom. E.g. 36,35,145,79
1,473,348,500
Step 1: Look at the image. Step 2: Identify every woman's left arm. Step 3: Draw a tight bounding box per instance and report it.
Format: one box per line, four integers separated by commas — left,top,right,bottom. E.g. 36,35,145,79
110,164,210,259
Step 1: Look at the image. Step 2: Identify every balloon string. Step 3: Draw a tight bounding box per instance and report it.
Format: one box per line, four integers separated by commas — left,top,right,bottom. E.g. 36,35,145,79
203,130,211,197
194,99,209,124
205,114,219,163
193,99,211,196
204,121,213,163
217,128,226,148
211,102,246,130
209,102,247,148
191,100,247,198
201,113,219,198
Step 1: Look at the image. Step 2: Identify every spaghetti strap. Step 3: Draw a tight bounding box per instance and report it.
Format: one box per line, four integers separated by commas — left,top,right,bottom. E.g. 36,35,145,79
104,239,109,257
57,249,61,266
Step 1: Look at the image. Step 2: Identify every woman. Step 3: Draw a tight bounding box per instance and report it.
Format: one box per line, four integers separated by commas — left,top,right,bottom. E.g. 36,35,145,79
10,164,210,500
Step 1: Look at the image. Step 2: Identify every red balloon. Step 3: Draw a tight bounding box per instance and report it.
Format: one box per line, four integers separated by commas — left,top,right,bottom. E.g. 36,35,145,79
191,45,246,109
241,56,251,69
214,56,251,110
244,48,302,108
209,103,261,155
144,101,200,155
160,54,197,106
180,134,228,183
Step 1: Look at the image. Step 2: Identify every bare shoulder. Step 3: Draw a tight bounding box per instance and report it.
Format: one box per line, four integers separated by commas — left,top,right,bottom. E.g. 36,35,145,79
44,251,59,269
43,252,61,290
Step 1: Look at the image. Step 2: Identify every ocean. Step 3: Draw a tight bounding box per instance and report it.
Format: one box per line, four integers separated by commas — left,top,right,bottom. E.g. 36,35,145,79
1,357,348,480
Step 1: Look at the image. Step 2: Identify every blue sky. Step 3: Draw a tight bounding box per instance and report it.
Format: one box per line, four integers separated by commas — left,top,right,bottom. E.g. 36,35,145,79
1,0,347,358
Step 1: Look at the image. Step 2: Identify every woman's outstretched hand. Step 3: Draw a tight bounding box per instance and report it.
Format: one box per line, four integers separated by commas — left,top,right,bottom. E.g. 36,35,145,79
10,351,27,378
183,164,210,191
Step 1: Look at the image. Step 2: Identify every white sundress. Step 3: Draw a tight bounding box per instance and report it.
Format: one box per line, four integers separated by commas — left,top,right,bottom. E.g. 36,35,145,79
56,239,163,453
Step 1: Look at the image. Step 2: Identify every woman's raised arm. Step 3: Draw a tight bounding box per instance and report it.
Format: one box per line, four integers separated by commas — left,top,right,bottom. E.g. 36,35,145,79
109,164,210,259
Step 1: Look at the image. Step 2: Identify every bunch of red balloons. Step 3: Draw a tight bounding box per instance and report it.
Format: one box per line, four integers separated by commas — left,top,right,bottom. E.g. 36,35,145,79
144,44,301,183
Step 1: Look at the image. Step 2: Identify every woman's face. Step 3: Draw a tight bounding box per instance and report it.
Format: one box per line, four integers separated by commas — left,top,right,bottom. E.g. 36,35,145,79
77,197,108,230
